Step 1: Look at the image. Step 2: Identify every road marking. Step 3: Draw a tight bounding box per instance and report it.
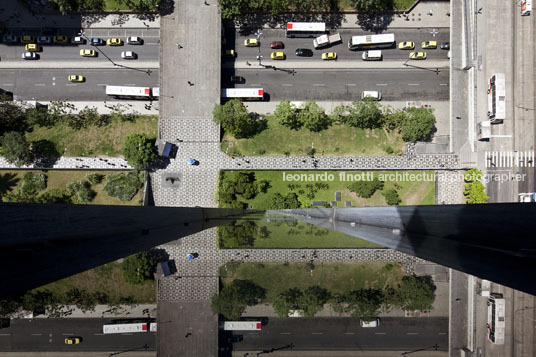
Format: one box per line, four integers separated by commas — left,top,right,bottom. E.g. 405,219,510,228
280,332,291,335
31,333,42,336
146,42,159,45
62,333,74,335
281,84,293,87
313,84,325,87
376,83,387,86
440,83,448,86
34,84,45,86
311,332,323,335
406,332,419,335
2,83,14,86
94,333,104,336
408,83,420,86
344,332,355,335
65,84,77,86
346,84,357,86
0,334,11,336
124,84,136,86
374,332,387,335
438,332,447,335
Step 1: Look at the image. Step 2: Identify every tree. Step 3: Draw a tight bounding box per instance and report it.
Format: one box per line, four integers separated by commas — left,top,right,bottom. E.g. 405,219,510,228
218,220,257,247
347,178,384,198
0,131,32,167
31,139,60,162
50,0,79,14
121,251,157,285
344,99,382,129
269,192,301,209
66,180,96,204
464,181,489,204
299,286,331,317
400,107,436,142
26,107,57,128
211,280,265,319
381,107,407,131
122,133,157,169
20,172,47,196
298,101,331,132
398,276,435,311
349,0,393,12
213,100,262,138
36,189,73,204
0,100,26,136
217,0,252,19
64,288,97,313
274,100,302,130
382,188,401,205
273,288,303,318
344,288,383,321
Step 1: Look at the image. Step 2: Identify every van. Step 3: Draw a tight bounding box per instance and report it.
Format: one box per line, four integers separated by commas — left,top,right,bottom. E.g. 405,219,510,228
360,318,380,328
362,50,382,61
361,91,382,101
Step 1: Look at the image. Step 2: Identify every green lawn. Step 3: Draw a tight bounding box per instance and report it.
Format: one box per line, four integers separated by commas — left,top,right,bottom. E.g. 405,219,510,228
33,261,156,304
25,115,158,157
0,170,145,205
222,117,405,157
221,262,406,302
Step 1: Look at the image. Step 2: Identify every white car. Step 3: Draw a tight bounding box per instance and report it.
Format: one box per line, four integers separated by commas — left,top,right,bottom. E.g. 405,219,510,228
71,36,86,44
21,52,38,60
126,36,143,45
121,51,137,59
360,318,380,328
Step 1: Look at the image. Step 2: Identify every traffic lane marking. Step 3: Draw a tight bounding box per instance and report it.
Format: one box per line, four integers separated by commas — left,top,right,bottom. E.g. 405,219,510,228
279,332,291,335
313,84,325,86
31,333,42,336
343,332,355,335
311,332,323,334
408,83,420,86
281,84,293,87
406,332,419,335
375,332,387,335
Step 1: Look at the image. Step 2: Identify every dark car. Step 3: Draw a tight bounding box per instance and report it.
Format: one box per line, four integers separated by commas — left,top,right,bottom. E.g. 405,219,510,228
270,41,284,49
295,48,313,57
230,76,245,84
90,37,105,46
440,42,449,50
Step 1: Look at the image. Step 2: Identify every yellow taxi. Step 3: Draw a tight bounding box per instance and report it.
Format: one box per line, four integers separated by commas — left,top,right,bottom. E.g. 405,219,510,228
398,41,415,50
21,35,35,44
106,38,123,46
409,51,427,60
270,51,285,60
223,49,235,57
68,75,85,82
25,43,40,52
64,337,80,344
244,38,259,47
421,41,437,49
53,35,69,43
80,49,96,57
321,52,337,60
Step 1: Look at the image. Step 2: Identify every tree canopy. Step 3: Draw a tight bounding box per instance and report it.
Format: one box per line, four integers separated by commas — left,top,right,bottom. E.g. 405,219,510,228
344,99,383,129
122,133,157,169
398,276,435,311
213,99,260,138
120,251,157,285
0,131,32,167
298,101,331,132
211,280,265,319
349,0,394,12
400,108,436,142
274,100,301,130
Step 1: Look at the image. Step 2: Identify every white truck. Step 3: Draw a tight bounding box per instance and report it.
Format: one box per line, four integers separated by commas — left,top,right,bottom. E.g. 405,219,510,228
477,120,491,141
313,33,341,49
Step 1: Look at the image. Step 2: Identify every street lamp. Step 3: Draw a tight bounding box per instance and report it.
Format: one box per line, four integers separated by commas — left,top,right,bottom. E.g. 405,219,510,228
78,31,152,76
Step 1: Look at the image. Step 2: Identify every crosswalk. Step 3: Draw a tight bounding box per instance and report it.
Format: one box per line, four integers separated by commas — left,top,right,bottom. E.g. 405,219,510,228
485,151,535,168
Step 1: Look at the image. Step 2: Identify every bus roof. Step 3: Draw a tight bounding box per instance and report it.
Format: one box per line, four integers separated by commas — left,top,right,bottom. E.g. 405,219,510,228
350,33,395,44
286,22,326,32
223,321,262,330
221,88,264,98
105,86,151,96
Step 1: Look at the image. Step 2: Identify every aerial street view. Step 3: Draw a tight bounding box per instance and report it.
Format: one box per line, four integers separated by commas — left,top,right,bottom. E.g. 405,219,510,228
0,0,535,356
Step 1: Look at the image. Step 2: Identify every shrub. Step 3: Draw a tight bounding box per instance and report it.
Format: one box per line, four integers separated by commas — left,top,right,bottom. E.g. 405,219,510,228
347,178,384,198
382,188,401,205
86,173,104,185
103,171,143,201
0,131,32,167
121,251,156,285
400,107,436,142
122,133,157,169
66,180,96,203
20,172,47,196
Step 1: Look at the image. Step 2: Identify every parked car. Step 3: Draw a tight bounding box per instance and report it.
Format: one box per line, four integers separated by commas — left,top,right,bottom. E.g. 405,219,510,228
398,41,415,50
37,35,51,44
53,35,69,43
421,40,437,49
21,52,38,60
440,42,449,50
121,51,137,59
127,36,143,45
71,36,86,44
270,41,284,49
21,35,35,44
321,52,337,60
3,34,18,43
223,49,235,57
360,318,380,328
409,51,427,60
90,37,104,46
295,48,313,57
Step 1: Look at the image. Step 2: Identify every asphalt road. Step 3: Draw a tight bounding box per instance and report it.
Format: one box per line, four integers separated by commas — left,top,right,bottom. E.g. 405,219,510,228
226,28,450,62
1,68,159,101
0,318,155,352
231,317,448,351
224,68,449,101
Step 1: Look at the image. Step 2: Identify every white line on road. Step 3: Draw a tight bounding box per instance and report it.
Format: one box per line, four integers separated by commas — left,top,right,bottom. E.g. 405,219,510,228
408,83,420,86
374,332,387,335
490,135,513,138
249,84,261,87
313,84,325,87
343,332,355,335
440,83,448,86
31,333,42,336
62,333,75,335
376,83,388,86
406,332,419,335
146,43,159,45
2,84,14,86
34,84,45,86
280,332,292,335
94,333,104,336
281,84,293,87
311,332,323,335
438,332,447,335
346,84,357,86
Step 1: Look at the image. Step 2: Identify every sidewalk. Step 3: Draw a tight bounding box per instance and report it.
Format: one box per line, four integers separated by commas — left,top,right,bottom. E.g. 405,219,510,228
33,304,158,319
229,59,449,70
31,100,158,115
0,0,159,29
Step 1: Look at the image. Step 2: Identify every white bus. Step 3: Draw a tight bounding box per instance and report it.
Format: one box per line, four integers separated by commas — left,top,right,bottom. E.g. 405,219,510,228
105,85,154,100
223,321,262,331
487,73,505,123
487,293,505,344
221,88,264,100
348,33,395,50
286,22,326,38
103,322,149,334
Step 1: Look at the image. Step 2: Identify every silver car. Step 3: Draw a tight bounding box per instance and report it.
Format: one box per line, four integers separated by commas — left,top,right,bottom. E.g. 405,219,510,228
126,36,143,45
121,51,137,59
21,52,38,60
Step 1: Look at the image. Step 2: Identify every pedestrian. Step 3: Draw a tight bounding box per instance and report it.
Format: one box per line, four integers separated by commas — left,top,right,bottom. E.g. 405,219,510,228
185,332,192,338
204,0,209,5
187,81,194,86
429,9,433,16
246,61,251,66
